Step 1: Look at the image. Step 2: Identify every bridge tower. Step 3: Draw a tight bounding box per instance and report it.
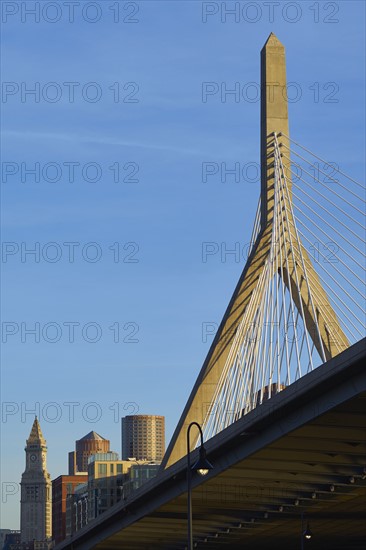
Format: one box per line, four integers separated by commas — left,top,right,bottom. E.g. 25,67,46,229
162,33,349,469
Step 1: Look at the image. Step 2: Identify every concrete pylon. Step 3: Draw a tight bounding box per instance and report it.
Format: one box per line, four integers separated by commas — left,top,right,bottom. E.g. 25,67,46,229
161,34,349,470
260,32,291,227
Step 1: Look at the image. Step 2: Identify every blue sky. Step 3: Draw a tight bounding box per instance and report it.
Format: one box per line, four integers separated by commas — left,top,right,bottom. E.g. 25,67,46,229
1,0,365,529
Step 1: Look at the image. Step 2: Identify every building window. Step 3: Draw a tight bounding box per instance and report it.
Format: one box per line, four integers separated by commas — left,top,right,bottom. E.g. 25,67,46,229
98,464,107,475
110,464,114,474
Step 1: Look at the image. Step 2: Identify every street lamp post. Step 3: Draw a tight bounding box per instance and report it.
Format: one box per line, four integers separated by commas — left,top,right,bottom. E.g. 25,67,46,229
186,421,213,550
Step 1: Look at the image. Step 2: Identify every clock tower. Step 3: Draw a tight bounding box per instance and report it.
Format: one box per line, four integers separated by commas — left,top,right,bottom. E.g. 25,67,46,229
20,417,52,542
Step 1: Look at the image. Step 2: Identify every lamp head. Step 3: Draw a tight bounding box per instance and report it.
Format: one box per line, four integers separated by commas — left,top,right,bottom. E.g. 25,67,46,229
303,522,313,540
192,446,213,476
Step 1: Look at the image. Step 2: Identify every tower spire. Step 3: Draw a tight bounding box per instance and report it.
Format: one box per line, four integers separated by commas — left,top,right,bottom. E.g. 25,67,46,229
27,415,46,445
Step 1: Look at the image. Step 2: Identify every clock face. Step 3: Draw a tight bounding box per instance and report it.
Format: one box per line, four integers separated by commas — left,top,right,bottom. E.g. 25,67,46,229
30,453,37,462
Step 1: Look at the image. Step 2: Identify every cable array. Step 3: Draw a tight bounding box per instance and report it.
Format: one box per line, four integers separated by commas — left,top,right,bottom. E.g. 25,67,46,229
281,133,365,344
201,134,365,442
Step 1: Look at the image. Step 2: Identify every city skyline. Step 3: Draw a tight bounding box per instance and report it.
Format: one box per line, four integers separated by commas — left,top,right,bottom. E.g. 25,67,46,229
1,0,365,531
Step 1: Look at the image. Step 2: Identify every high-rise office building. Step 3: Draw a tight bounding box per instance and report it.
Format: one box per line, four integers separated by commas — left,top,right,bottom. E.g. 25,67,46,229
52,473,88,544
121,415,165,461
65,481,88,536
68,431,110,474
87,452,133,520
20,417,52,543
66,453,153,533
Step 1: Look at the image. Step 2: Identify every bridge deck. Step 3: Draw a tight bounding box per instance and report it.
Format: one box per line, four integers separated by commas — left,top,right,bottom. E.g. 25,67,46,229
56,339,366,550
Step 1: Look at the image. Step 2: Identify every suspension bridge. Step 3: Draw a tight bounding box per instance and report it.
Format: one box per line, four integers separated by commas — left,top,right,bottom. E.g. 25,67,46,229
55,34,366,550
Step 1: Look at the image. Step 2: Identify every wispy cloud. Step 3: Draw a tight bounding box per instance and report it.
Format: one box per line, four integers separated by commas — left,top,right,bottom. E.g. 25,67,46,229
3,129,204,156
